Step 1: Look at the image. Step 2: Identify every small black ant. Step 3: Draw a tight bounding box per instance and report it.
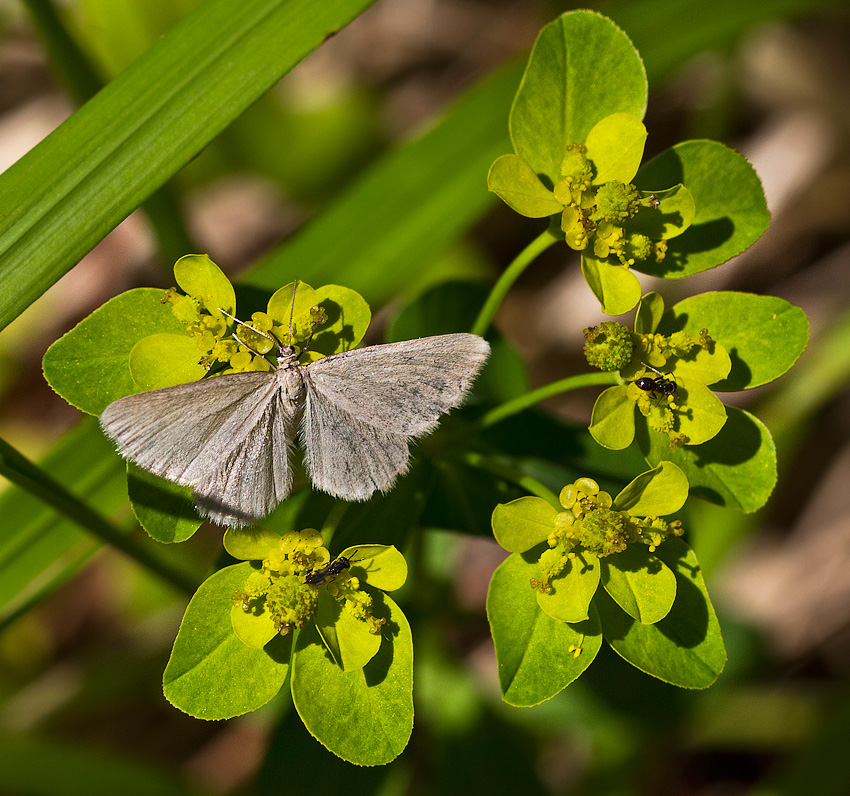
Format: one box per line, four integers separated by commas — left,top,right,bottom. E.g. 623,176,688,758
304,552,365,586
634,366,678,400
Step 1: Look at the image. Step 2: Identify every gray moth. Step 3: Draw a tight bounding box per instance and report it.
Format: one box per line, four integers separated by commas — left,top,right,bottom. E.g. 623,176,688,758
100,332,490,527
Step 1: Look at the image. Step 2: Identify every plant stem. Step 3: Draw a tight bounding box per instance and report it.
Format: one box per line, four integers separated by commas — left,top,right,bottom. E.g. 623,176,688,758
461,451,560,507
22,0,103,101
0,437,197,595
471,224,561,337
320,501,350,548
479,372,618,428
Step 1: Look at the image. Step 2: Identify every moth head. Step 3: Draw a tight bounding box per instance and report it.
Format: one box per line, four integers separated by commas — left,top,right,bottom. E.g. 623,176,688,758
278,343,300,363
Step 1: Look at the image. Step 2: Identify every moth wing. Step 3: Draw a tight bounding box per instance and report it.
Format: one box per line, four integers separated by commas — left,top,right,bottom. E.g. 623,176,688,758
300,333,490,501
303,333,490,437
100,372,298,526
301,373,411,501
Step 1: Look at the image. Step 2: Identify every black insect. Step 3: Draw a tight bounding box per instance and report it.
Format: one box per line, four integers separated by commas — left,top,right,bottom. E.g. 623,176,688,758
304,552,364,586
634,368,678,400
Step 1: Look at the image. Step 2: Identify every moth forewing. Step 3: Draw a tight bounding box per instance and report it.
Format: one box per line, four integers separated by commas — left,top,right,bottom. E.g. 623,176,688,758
298,332,490,501
190,378,301,525
302,333,491,436
100,370,298,527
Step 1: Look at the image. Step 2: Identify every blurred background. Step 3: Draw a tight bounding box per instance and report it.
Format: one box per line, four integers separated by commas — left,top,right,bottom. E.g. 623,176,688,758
1,0,850,793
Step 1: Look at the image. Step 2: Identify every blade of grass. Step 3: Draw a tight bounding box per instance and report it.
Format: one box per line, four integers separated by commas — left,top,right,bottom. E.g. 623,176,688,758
22,0,197,269
0,0,376,333
0,420,199,628
0,435,197,595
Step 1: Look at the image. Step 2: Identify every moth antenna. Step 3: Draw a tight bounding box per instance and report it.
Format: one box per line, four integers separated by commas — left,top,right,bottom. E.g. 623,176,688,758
216,307,281,369
288,280,298,347
216,307,277,345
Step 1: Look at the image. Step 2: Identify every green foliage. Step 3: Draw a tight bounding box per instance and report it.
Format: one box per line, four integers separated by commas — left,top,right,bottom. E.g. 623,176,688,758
598,538,727,689
42,289,185,415
45,256,372,543
165,528,412,762
163,562,291,719
487,553,603,707
488,11,768,314
6,0,814,775
0,420,129,627
292,592,413,766
635,141,771,278
486,465,720,698
657,291,809,390
586,289,806,512
509,11,647,182
127,462,200,544
243,63,519,304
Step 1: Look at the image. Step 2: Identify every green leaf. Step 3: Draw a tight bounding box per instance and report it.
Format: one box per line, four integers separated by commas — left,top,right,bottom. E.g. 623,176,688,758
43,288,185,415
340,544,407,592
224,526,283,560
601,545,677,624
589,386,636,450
173,253,236,316
598,538,726,688
231,601,278,650
292,592,413,765
659,292,809,391
510,10,647,185
491,497,559,553
635,291,664,335
634,140,769,277
667,342,731,386
128,333,206,391
487,154,563,217
332,461,431,549
537,552,601,623
127,463,202,544
486,552,602,706
663,377,727,446
584,113,647,184
613,461,689,516
581,252,642,315
0,0,377,333
640,407,776,513
310,284,371,357
163,563,290,719
314,589,381,673
627,184,695,240
387,279,486,340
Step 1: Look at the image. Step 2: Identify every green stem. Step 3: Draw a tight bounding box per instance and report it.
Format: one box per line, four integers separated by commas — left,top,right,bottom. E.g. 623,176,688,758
479,372,618,428
461,451,559,507
320,501,350,548
21,0,103,103
471,224,561,337
0,438,197,595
